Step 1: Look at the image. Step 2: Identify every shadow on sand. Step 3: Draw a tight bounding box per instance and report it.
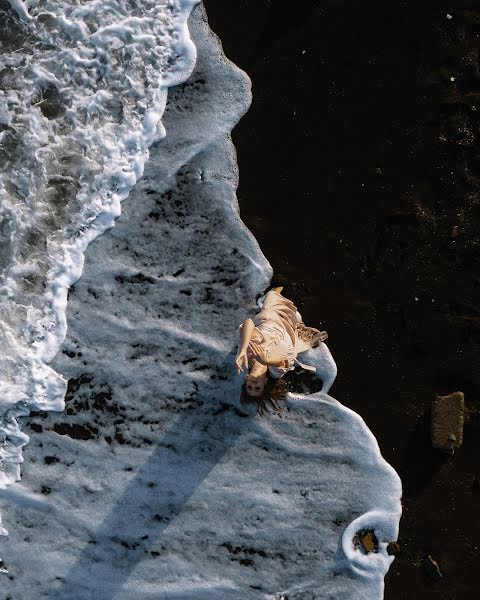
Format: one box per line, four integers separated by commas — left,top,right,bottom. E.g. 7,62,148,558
53,356,252,599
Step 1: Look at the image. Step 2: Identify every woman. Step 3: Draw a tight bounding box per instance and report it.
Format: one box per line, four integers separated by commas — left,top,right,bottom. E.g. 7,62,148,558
235,286,328,413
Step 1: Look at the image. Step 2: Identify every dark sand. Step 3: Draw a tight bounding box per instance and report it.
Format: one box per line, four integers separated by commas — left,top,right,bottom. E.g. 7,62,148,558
204,1,479,598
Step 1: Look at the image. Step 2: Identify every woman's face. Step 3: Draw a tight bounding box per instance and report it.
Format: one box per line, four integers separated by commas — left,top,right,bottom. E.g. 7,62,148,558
246,374,265,397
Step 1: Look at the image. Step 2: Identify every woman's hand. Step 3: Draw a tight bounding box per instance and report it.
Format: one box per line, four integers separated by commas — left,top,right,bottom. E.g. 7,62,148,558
248,341,269,366
235,350,249,374
249,342,291,368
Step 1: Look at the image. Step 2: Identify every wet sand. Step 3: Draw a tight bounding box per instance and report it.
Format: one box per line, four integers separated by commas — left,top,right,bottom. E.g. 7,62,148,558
204,1,479,598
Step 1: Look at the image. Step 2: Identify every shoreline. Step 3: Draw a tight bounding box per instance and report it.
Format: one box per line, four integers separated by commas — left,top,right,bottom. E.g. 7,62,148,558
204,1,479,598
1,7,402,597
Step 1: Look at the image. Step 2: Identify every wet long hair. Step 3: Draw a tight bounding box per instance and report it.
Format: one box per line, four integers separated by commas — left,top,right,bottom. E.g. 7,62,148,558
240,375,288,416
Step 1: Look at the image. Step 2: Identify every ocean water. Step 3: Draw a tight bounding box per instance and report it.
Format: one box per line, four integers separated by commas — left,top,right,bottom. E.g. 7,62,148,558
0,0,198,486
0,2,402,598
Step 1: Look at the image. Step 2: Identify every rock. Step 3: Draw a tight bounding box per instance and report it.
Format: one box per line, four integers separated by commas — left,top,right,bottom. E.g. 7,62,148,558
353,529,378,553
430,391,464,453
361,531,376,553
424,554,443,580
387,541,400,555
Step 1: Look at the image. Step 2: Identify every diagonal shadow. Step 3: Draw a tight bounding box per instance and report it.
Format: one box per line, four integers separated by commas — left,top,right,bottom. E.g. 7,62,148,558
53,342,335,599
53,369,252,600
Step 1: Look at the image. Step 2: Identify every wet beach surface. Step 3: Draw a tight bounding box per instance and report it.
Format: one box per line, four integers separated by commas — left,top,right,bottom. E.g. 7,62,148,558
2,7,400,597
204,1,480,598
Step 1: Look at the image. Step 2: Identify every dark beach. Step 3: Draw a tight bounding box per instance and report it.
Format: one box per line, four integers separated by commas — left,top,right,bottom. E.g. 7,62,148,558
204,1,479,598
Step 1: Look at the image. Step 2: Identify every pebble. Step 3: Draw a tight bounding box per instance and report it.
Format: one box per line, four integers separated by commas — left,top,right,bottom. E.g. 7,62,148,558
387,541,400,555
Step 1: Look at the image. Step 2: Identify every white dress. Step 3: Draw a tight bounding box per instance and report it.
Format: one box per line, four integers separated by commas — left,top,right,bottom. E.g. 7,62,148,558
239,290,320,379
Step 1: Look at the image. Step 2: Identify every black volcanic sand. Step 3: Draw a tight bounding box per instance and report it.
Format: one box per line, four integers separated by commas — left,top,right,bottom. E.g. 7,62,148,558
204,1,479,599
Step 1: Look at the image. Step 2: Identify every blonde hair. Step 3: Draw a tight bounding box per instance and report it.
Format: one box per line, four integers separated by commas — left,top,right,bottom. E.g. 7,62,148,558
240,376,288,416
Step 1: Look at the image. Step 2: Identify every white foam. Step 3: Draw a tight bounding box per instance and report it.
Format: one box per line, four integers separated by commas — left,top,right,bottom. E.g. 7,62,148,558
0,4,401,598
0,0,199,490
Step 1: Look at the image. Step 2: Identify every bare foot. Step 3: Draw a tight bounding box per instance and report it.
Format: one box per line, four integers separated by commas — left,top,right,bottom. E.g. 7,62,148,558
312,331,328,347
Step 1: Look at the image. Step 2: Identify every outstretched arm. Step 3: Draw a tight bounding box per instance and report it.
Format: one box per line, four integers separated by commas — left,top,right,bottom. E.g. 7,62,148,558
235,318,255,374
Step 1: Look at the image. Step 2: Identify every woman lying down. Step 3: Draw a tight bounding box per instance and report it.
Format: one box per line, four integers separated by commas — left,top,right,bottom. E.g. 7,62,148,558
235,286,328,414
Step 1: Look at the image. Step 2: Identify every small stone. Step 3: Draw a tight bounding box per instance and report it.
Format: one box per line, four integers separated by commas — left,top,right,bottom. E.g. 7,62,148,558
353,529,378,553
387,542,400,555
431,391,464,453
362,531,376,552
424,555,443,580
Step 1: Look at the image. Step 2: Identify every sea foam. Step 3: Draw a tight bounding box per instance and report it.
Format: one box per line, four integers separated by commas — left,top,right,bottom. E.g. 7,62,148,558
1,4,401,598
0,0,199,489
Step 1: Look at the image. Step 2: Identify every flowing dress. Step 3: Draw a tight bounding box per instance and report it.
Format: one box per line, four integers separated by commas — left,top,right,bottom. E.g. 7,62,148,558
239,290,323,379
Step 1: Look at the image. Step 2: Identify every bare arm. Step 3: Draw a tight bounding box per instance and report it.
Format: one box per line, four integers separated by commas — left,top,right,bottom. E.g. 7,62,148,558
266,356,290,367
235,318,255,374
238,318,255,353
268,355,291,367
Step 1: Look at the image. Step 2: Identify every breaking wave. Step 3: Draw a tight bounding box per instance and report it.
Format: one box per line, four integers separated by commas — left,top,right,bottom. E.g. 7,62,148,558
0,0,199,487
